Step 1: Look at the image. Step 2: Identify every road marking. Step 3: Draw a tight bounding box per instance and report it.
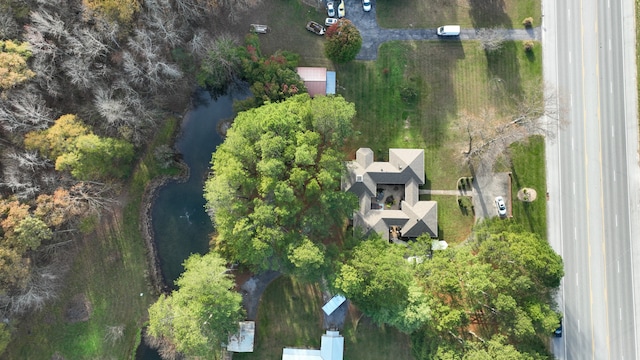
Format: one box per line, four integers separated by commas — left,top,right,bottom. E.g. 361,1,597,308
576,272,579,287
613,171,616,182
615,214,618,227
609,38,612,51
610,81,613,93
575,226,577,239
620,308,623,320
579,319,581,333
612,125,615,137
618,260,620,273
572,137,575,150
568,8,571,20
608,0,610,8
569,51,572,64
570,94,573,106
573,181,576,194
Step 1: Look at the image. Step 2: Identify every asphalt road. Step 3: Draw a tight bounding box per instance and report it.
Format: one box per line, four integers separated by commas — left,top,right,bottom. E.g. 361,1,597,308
543,0,640,357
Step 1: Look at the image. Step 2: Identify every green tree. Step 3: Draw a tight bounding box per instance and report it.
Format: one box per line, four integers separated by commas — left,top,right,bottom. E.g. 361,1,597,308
55,134,134,180
25,114,134,180
12,216,52,253
197,35,242,93
204,94,357,272
324,19,362,63
0,40,34,90
147,252,244,359
334,236,430,333
288,237,325,282
412,219,562,359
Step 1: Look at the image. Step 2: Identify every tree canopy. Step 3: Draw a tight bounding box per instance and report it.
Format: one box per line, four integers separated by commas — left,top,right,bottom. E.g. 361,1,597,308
147,252,244,359
0,40,35,90
204,94,357,274
412,219,563,359
324,19,362,63
24,114,134,180
334,235,431,333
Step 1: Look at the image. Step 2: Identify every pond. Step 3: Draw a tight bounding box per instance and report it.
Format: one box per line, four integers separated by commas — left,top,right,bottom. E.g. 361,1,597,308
138,87,248,359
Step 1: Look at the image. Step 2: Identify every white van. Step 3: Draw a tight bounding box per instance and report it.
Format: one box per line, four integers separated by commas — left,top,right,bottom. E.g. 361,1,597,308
437,25,461,37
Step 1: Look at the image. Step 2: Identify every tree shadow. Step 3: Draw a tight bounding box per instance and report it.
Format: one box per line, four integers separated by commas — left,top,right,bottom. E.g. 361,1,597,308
468,0,512,29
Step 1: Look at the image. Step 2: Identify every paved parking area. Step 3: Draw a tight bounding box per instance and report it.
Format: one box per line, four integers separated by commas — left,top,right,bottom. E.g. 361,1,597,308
471,172,512,219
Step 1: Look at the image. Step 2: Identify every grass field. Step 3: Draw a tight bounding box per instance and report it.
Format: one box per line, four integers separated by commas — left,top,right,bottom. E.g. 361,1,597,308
3,119,181,359
234,276,415,360
504,135,548,239
376,0,542,29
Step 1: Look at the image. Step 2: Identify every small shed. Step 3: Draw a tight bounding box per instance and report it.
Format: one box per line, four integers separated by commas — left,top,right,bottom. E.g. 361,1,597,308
227,321,255,353
296,67,337,97
322,295,346,316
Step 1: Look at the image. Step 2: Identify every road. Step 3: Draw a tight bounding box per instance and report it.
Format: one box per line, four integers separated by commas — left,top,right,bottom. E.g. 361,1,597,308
543,0,640,358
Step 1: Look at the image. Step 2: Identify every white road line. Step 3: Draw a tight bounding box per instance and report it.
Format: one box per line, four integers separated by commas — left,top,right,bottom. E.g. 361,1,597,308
568,8,571,20
611,81,614,93
575,226,578,239
579,319,581,333
619,260,621,273
612,125,615,137
621,308,623,320
571,94,573,106
569,51,572,64
576,272,579,287
572,136,575,150
573,182,576,194
616,214,618,227
614,171,616,182
609,38,612,51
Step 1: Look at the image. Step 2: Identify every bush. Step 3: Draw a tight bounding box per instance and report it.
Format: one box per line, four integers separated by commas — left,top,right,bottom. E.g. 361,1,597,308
522,17,534,27
524,41,535,52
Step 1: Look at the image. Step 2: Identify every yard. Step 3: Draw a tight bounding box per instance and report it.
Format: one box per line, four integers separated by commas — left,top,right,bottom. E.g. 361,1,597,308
234,276,415,360
376,0,542,29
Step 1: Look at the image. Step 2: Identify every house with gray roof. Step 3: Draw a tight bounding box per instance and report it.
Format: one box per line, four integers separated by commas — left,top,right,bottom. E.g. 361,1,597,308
343,148,438,241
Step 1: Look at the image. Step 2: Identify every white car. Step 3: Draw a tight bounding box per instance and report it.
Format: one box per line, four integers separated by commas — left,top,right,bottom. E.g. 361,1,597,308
362,0,372,11
495,196,507,216
327,1,335,17
338,0,346,18
325,18,338,26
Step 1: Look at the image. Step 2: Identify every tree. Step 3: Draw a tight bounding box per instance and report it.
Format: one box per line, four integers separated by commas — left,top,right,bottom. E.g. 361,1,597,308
288,237,325,282
82,0,140,24
324,19,362,63
197,34,242,92
204,94,357,272
411,219,562,359
25,114,134,180
452,84,562,172
475,28,509,52
147,252,244,359
0,40,35,90
55,134,134,180
334,236,430,333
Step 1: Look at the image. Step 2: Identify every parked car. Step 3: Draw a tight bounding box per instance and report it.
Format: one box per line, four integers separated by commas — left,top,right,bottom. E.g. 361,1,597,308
495,196,507,216
327,1,335,17
362,0,372,11
325,17,338,26
437,25,461,37
306,21,326,35
338,0,346,18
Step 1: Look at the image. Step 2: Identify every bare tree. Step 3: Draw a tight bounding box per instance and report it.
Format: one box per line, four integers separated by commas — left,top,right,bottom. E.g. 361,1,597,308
104,325,125,344
0,10,19,40
62,57,105,89
68,182,119,213
6,151,51,172
143,0,186,48
187,29,214,59
9,261,66,315
30,9,69,40
476,28,509,52
453,85,564,172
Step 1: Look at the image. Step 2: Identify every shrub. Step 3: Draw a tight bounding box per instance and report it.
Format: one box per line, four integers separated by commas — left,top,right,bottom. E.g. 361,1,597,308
524,41,535,52
324,19,362,63
522,17,534,27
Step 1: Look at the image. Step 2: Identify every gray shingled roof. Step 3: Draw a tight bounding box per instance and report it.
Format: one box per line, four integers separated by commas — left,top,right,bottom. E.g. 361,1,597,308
344,148,438,240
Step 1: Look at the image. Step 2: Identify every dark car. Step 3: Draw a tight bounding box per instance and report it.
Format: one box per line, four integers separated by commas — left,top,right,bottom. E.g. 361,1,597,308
554,320,563,337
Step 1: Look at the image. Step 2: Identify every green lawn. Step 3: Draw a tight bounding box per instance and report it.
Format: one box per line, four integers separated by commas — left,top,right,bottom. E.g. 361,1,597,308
376,0,542,29
504,135,547,239
3,119,181,359
235,276,414,360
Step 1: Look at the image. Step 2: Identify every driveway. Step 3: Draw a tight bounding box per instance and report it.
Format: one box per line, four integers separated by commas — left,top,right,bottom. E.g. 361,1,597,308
339,0,541,60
